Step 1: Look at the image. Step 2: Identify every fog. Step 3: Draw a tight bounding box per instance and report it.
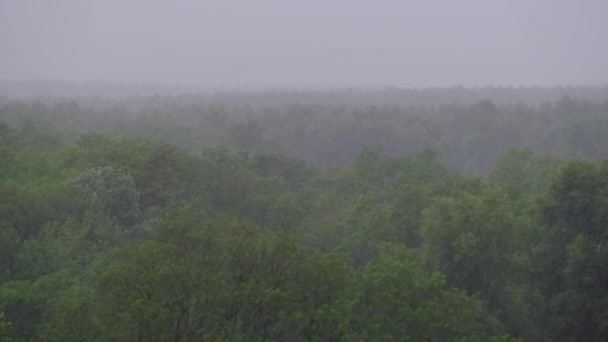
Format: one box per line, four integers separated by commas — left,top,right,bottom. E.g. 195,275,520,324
1,0,607,88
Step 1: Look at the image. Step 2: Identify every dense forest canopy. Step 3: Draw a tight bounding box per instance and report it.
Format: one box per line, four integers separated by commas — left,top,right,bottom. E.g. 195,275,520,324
1,85,608,340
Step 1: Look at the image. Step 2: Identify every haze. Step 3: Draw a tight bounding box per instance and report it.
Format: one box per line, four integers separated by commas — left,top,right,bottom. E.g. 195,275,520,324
1,0,607,88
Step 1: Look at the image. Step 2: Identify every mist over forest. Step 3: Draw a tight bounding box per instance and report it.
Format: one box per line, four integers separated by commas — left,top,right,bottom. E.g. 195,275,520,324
2,83,608,176
2,0,608,341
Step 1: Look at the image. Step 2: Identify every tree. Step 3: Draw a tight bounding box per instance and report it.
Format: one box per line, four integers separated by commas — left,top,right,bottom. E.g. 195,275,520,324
95,241,181,341
537,160,608,340
422,188,517,311
228,117,266,151
0,121,11,146
350,243,489,341
292,252,355,340
137,143,198,208
489,148,559,198
41,285,101,342
71,166,140,227
0,312,11,342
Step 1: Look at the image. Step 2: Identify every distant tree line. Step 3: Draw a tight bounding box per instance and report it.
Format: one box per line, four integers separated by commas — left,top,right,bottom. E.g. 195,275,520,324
1,91,607,175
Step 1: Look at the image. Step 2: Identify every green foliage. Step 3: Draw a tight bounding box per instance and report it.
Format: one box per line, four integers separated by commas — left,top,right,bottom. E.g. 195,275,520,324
490,148,560,198
0,94,607,340
41,285,101,342
72,166,141,227
96,241,183,340
0,120,11,147
536,160,608,340
0,148,16,179
423,188,517,304
0,312,11,342
351,244,487,341
292,252,354,340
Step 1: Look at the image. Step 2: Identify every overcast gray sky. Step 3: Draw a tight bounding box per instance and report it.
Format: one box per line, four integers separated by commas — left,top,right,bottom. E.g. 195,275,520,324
1,0,607,88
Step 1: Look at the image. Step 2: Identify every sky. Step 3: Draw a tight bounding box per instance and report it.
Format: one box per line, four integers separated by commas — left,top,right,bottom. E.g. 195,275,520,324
1,0,607,88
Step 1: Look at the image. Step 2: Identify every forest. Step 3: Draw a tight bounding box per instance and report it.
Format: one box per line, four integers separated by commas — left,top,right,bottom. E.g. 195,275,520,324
1,87,608,341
